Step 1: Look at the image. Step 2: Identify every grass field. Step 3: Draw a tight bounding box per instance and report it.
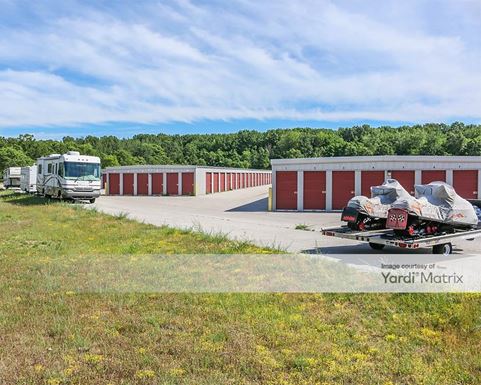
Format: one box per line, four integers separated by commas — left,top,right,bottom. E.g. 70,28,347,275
1,191,481,384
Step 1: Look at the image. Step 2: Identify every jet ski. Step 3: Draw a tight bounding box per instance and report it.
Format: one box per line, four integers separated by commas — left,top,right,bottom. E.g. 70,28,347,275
341,179,411,231
386,181,478,237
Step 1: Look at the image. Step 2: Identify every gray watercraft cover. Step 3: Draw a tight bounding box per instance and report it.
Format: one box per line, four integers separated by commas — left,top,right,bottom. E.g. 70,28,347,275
391,181,478,227
346,179,411,219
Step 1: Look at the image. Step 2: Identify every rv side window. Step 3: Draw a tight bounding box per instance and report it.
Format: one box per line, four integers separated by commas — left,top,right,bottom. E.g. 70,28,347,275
47,164,52,174
38,164,42,174
58,163,64,177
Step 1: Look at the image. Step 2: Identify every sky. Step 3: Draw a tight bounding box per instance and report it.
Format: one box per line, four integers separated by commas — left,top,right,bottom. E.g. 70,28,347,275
1,0,481,138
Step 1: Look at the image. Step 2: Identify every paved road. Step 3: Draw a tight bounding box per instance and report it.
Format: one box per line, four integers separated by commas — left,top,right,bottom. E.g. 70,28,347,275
91,186,480,257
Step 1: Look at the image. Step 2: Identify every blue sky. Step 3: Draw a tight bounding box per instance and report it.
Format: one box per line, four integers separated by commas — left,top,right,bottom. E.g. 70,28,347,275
1,0,481,138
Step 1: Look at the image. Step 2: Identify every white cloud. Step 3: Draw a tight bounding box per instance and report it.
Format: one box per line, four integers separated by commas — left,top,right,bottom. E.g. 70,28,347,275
0,0,480,131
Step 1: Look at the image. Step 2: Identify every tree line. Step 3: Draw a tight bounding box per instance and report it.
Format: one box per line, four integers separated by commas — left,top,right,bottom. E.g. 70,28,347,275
1,122,480,172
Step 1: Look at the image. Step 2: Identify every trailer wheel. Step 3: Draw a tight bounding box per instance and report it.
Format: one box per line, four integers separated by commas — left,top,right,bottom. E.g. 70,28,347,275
89,198,96,204
369,242,385,250
432,243,452,256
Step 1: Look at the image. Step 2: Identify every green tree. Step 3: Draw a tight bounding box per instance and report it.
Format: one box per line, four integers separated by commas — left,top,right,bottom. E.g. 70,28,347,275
0,147,33,171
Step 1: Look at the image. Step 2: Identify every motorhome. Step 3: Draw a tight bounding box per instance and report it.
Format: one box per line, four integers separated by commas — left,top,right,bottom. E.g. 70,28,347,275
2,167,21,189
20,166,37,193
36,151,101,203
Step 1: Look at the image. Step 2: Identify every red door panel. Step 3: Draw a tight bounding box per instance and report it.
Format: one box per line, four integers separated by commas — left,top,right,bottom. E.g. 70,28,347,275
220,173,226,192
332,171,355,210
102,174,106,189
237,173,241,189
391,170,415,195
182,172,194,195
276,171,297,210
206,173,212,194
361,171,385,197
422,170,446,184
213,173,219,193
304,171,326,210
137,173,148,195
123,173,134,195
453,170,478,199
152,173,163,195
167,173,179,195
108,173,120,195
227,173,231,190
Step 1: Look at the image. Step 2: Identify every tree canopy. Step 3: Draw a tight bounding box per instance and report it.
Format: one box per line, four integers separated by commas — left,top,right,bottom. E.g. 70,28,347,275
1,123,480,171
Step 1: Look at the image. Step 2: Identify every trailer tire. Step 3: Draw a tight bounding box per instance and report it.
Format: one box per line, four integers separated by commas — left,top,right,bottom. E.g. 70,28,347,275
369,242,385,250
89,198,96,204
432,243,452,256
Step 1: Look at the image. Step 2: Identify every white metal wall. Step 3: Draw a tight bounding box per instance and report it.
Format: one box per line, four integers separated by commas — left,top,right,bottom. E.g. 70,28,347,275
272,156,481,211
104,165,272,196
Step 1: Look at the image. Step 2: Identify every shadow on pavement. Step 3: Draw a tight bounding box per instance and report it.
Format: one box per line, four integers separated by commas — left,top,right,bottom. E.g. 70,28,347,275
227,197,268,212
301,244,472,268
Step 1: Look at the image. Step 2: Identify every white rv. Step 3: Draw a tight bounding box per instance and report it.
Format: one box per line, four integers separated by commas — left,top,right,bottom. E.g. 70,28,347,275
2,167,22,189
36,151,101,203
20,166,37,193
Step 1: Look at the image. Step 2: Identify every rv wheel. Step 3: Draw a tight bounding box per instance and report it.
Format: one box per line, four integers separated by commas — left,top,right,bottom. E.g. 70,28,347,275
432,243,452,256
89,198,96,204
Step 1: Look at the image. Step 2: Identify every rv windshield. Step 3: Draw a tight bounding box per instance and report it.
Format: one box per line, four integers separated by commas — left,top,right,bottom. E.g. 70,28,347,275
64,162,100,181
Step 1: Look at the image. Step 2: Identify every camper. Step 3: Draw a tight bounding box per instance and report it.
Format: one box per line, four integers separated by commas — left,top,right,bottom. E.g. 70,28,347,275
20,166,37,193
36,151,101,203
2,167,22,189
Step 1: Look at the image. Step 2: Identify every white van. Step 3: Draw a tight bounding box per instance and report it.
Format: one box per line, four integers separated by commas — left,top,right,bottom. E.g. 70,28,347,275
36,151,101,203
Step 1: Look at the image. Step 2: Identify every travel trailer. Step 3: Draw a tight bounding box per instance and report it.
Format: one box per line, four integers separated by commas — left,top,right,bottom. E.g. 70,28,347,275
20,166,37,193
2,167,21,189
36,151,101,203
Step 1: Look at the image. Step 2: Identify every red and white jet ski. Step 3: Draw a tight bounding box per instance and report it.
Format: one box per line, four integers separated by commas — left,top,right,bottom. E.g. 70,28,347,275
386,181,478,237
341,179,411,231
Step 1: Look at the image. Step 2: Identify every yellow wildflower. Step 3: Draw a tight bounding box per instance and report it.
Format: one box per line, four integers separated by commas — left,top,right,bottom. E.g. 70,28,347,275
83,353,104,364
169,368,186,377
384,334,396,342
135,369,155,379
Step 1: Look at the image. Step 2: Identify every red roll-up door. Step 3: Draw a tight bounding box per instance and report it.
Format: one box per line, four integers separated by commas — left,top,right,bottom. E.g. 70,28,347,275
152,173,163,195
167,173,179,195
213,173,219,193
237,173,241,189
227,173,231,190
102,174,106,189
108,173,120,195
391,170,415,195
304,171,326,210
206,172,212,194
361,171,385,197
453,170,478,199
220,173,225,192
182,172,194,195
332,171,355,210
123,173,134,195
422,170,446,184
137,173,148,195
276,171,297,210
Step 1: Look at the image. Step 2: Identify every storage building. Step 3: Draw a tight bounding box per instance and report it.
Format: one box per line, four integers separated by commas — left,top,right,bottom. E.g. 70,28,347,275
271,156,481,211
103,165,271,196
